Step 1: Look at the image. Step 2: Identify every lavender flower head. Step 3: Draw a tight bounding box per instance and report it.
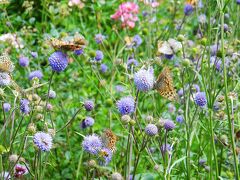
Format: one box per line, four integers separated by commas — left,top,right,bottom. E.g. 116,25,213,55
82,134,102,155
133,35,142,48
184,4,194,16
29,70,43,80
33,132,53,152
3,102,11,112
100,64,108,73
48,51,68,72
19,56,29,67
99,148,113,165
164,120,176,131
14,164,28,178
30,52,38,58
134,69,154,92
145,124,158,136
161,143,172,154
0,72,11,86
80,116,95,129
116,96,135,115
176,115,184,123
95,50,104,61
111,172,123,180
194,92,207,107
95,34,106,44
20,99,30,114
74,49,84,56
115,85,125,93
48,90,56,99
237,0,240,4
84,100,94,111
127,58,139,69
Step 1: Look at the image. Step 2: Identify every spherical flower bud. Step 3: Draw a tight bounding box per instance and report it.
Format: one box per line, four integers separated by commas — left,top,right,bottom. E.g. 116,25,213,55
182,58,191,67
161,143,172,154
48,51,68,72
35,105,43,112
121,115,131,124
36,113,43,121
134,69,154,92
20,99,30,114
116,96,135,115
177,34,185,42
220,134,228,145
84,100,94,111
154,164,159,171
89,50,96,58
28,123,36,134
111,172,123,180
9,154,22,163
19,56,29,67
33,132,53,151
82,134,102,155
95,34,106,44
164,120,175,131
184,4,194,15
74,49,84,56
0,72,11,86
95,50,104,61
106,98,113,107
30,52,38,58
146,115,154,122
145,124,158,136
129,119,136,126
46,103,53,111
176,115,184,123
29,70,43,80
100,64,108,73
3,102,11,112
88,160,97,168
99,79,107,86
48,90,56,99
194,92,207,107
80,116,95,129
47,128,56,137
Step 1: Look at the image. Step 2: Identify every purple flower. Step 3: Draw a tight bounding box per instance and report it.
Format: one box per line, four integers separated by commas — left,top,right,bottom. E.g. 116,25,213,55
80,116,95,129
14,164,28,178
184,4,194,15
82,134,102,154
0,72,11,86
48,51,68,72
19,56,29,67
165,54,174,60
95,50,104,61
3,102,11,112
164,120,175,131
30,52,38,58
133,35,142,47
74,49,84,56
134,69,154,92
161,143,172,154
194,92,207,107
116,96,135,115
178,89,184,96
84,100,94,111
176,115,184,123
127,58,139,68
145,124,158,136
29,70,43,80
115,85,125,93
95,34,106,44
20,99,30,114
99,148,112,165
48,90,56,99
237,0,240,4
100,64,108,73
33,132,53,151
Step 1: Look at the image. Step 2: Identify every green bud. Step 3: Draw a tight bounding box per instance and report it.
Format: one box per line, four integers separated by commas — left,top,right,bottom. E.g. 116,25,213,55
177,34,185,42
129,120,136,126
89,50,96,58
182,58,191,67
142,28,148,35
121,115,131,124
106,98,113,106
200,38,207,46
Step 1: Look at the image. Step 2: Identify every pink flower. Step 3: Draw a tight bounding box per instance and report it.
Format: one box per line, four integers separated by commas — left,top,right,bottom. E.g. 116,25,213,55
151,2,160,8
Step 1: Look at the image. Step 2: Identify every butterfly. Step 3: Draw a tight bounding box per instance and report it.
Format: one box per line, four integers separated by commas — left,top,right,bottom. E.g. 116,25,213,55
50,34,87,51
101,129,117,152
157,39,182,55
0,53,15,73
124,36,133,46
154,67,178,101
186,0,197,6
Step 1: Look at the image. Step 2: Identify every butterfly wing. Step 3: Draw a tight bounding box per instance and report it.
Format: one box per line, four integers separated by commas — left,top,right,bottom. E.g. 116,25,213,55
50,38,84,51
158,41,173,55
154,67,178,101
0,53,14,73
186,0,197,6
168,39,182,53
102,129,117,152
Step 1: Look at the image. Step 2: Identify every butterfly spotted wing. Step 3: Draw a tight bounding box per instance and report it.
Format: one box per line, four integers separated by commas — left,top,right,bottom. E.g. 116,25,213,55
186,0,197,6
154,67,177,101
101,129,117,152
167,39,182,53
0,53,15,73
157,41,173,55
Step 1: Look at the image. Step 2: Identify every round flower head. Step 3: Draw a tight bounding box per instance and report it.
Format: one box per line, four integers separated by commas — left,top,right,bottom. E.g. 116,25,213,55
14,164,28,178
30,52,38,58
133,35,142,48
161,143,172,154
0,72,11,86
19,56,29,67
145,124,158,136
134,69,154,92
95,34,106,44
20,99,30,114
111,172,123,180
194,92,207,107
116,96,135,115
198,14,207,24
46,103,53,111
237,0,240,4
3,102,11,112
178,89,184,96
95,50,104,61
48,90,56,99
115,85,125,93
164,120,175,131
84,100,94,111
80,117,95,129
98,148,113,166
74,49,84,56
82,134,102,155
100,64,108,73
33,132,53,152
48,51,68,72
29,70,43,80
127,58,139,69
176,115,184,123
199,159,207,166
184,4,194,15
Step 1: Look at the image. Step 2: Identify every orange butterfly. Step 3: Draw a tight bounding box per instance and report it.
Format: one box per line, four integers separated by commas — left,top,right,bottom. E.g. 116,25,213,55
186,0,197,6
0,53,15,73
154,67,178,101
101,129,117,152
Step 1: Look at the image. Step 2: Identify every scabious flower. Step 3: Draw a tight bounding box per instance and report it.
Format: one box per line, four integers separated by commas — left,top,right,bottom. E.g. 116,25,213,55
14,164,28,178
95,34,106,44
134,69,154,92
48,51,68,72
0,72,11,86
184,4,194,15
164,120,175,131
111,172,123,180
115,85,125,93
111,2,139,29
100,64,108,73
237,0,240,4
82,134,102,155
3,102,11,112
145,124,158,136
132,35,142,48
33,132,53,152
29,70,43,80
116,96,135,115
99,148,113,165
161,143,172,154
176,115,184,123
194,92,207,107
198,14,207,24
48,90,56,99
75,49,84,56
19,56,29,67
178,89,184,96
84,100,94,111
20,99,30,114
30,52,38,58
80,116,95,129
127,58,139,69
94,50,104,61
